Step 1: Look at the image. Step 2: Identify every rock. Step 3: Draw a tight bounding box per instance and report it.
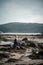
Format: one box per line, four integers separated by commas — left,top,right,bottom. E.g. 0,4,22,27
10,52,24,60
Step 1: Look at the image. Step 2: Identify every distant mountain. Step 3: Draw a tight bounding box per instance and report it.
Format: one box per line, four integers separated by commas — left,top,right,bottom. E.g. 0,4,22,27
0,22,43,33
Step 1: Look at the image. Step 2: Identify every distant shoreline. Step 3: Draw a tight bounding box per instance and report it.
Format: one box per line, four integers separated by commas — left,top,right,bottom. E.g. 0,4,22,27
0,33,42,35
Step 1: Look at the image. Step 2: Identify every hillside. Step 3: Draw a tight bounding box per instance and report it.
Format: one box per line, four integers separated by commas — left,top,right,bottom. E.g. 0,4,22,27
0,22,43,33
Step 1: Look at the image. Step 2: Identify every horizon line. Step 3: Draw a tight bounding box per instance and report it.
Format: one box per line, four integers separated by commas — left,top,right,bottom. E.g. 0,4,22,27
0,22,43,25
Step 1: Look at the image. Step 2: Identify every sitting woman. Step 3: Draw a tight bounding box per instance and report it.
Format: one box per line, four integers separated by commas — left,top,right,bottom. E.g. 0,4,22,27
13,38,20,49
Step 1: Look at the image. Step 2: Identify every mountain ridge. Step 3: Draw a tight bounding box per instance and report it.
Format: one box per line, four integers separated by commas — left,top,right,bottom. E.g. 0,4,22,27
0,22,43,33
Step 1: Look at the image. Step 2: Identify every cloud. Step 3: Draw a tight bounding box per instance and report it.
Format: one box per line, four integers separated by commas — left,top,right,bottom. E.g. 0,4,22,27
0,0,43,24
30,15,43,23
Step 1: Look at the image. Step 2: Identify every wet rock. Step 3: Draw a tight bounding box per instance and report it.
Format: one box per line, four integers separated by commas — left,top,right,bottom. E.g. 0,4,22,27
27,42,36,48
22,37,28,41
6,58,17,62
37,63,43,65
28,51,43,59
0,53,9,59
38,43,43,49
38,51,43,59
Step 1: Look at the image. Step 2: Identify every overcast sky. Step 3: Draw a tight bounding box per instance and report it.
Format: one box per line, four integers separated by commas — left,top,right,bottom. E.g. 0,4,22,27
0,0,43,24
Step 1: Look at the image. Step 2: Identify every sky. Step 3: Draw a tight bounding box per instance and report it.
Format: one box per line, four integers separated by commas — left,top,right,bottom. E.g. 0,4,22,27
0,0,43,24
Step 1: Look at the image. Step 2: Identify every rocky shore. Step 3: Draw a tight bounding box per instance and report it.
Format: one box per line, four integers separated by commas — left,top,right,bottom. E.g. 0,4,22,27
0,35,43,65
